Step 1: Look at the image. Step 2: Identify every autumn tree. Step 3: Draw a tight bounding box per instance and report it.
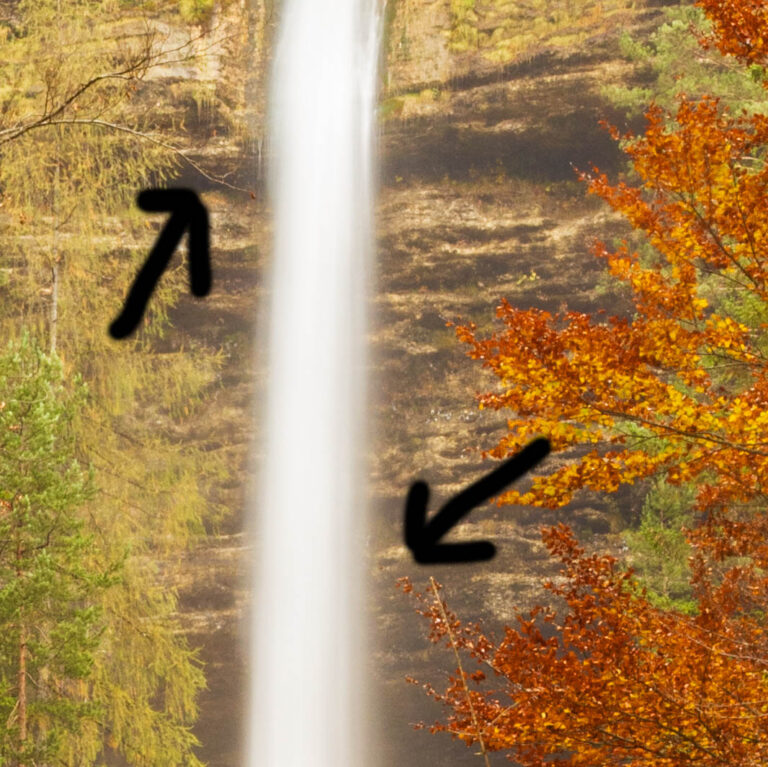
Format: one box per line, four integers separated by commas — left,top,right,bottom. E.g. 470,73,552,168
595,0,768,605
453,17,768,519
0,1,250,763
400,520,768,766
404,0,768,764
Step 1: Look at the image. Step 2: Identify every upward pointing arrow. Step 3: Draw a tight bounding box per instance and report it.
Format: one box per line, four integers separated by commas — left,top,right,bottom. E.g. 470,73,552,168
109,189,211,340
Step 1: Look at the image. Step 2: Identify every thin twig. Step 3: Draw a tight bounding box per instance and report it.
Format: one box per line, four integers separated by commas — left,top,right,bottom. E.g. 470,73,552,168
429,577,492,766
9,117,254,195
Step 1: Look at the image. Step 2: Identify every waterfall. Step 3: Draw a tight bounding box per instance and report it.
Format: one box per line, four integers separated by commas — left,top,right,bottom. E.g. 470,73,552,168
248,2,380,767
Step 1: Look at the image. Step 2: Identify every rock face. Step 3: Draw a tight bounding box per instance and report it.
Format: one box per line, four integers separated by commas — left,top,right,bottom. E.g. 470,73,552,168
163,1,672,765
369,4,668,766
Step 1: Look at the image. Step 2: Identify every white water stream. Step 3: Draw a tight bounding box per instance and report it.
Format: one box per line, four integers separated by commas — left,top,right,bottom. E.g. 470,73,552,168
249,2,380,766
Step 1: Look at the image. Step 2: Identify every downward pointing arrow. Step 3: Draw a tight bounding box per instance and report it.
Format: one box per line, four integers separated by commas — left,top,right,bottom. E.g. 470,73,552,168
404,438,551,564
110,189,211,339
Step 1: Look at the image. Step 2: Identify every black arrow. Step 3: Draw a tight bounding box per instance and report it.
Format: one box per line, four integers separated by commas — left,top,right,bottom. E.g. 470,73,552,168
404,437,551,564
109,189,211,339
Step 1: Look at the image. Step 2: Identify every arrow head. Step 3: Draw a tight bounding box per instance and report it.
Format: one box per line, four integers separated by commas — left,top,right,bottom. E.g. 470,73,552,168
403,438,550,564
404,480,497,564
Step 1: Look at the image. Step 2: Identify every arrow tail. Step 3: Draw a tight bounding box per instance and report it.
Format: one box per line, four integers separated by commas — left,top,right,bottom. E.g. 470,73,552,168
439,437,550,530
109,214,187,339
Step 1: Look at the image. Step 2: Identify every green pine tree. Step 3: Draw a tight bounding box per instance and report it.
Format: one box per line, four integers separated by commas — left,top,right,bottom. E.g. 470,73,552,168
0,335,113,766
602,5,768,118
0,332,207,767
622,478,697,613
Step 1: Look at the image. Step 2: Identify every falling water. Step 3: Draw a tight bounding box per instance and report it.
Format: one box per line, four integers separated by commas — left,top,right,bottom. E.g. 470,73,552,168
249,2,380,767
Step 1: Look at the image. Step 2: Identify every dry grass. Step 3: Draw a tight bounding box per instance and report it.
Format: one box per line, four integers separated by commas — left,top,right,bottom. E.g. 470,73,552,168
452,0,639,61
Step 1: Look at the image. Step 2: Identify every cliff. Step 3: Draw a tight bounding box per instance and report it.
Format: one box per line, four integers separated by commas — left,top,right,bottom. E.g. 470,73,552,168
154,1,678,764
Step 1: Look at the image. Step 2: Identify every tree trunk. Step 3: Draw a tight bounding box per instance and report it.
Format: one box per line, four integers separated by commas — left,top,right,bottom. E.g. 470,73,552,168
50,263,58,356
17,622,26,767
16,538,26,767
50,146,60,356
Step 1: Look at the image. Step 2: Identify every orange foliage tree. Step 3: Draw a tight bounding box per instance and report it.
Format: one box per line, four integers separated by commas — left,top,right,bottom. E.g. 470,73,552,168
698,0,768,65
402,0,768,764
458,92,768,511
400,518,768,766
